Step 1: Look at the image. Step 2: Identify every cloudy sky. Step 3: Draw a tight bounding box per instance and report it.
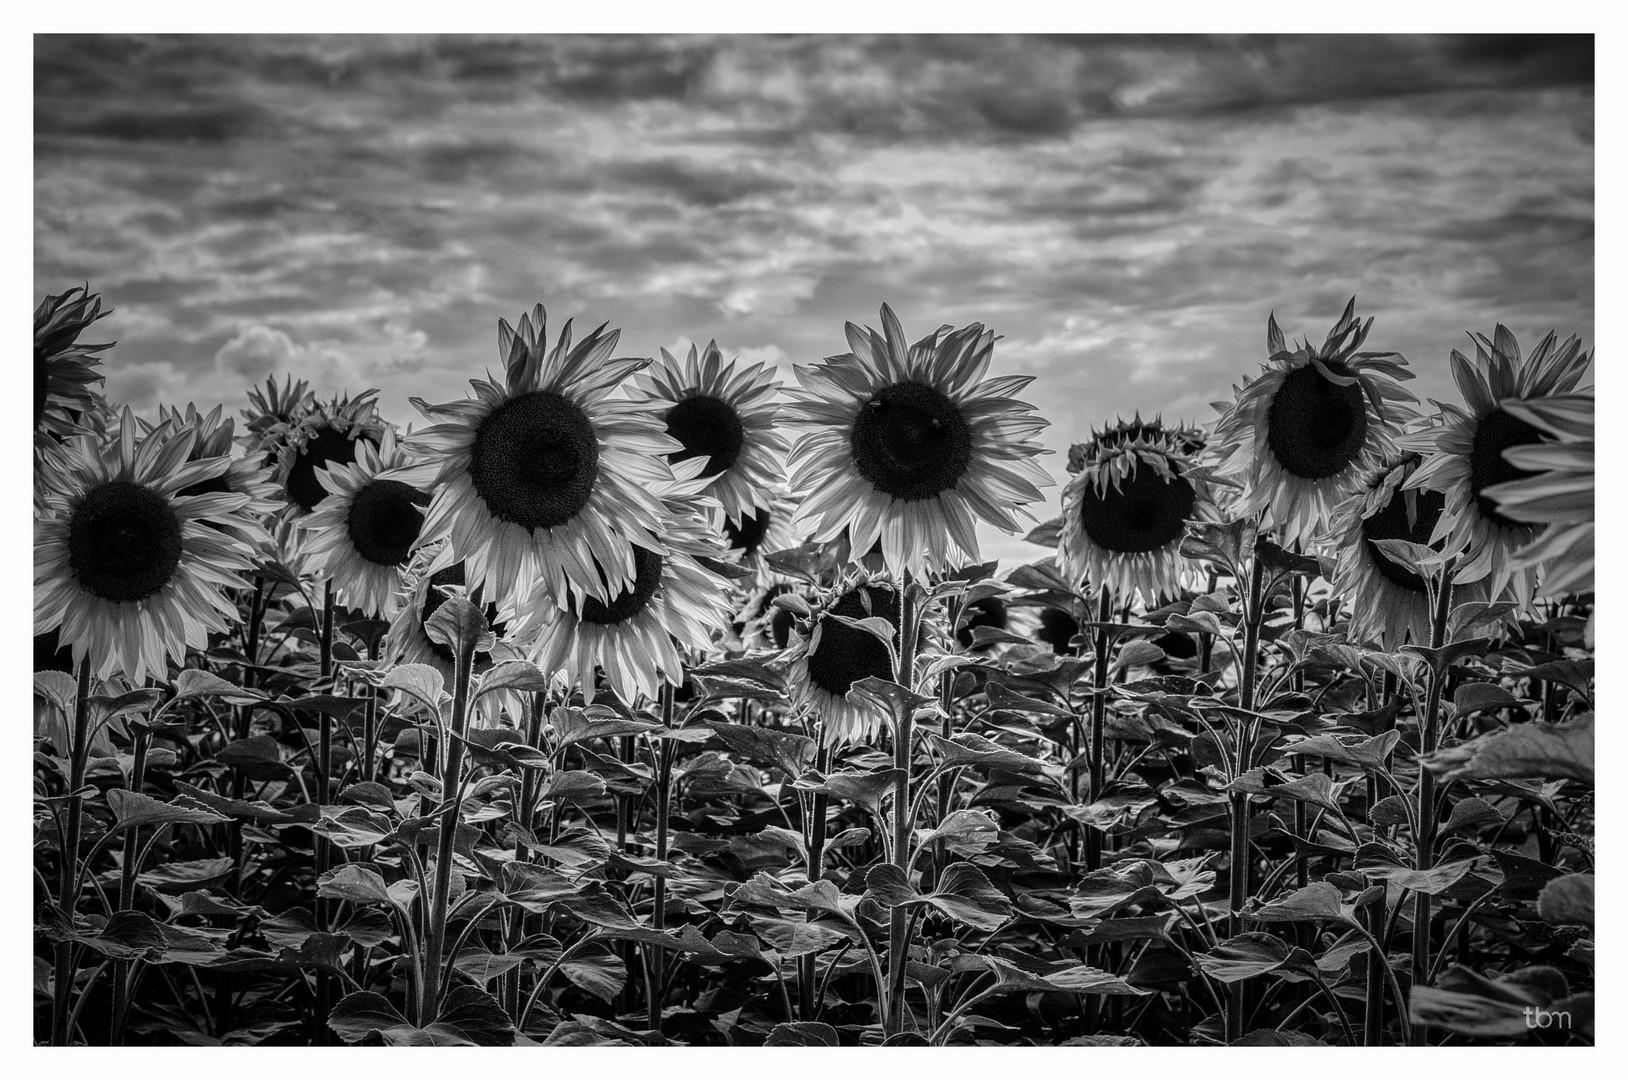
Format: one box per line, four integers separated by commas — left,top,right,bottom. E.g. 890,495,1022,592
34,34,1593,563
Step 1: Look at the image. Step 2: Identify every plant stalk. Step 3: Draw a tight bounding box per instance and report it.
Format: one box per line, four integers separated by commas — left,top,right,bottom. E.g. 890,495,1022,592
885,572,922,1037
50,657,93,1046
1409,561,1456,1022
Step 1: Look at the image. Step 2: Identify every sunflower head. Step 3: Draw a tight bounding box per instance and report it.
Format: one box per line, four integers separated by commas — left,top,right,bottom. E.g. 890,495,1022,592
1212,299,1415,547
784,305,1052,577
275,390,388,515
35,285,112,445
242,372,317,454
410,303,682,611
1402,326,1592,608
1482,393,1594,598
1067,414,1206,474
1060,417,1218,606
35,410,260,682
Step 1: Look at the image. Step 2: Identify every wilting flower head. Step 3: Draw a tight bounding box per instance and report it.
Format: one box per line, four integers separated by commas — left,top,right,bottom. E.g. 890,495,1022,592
516,467,734,704
1482,393,1592,598
784,304,1052,577
1403,327,1592,609
410,304,680,611
1060,417,1219,605
785,570,920,746
273,390,388,516
34,285,111,451
1067,414,1205,474
629,339,790,522
35,411,260,682
1212,299,1415,546
297,429,431,617
1326,453,1486,648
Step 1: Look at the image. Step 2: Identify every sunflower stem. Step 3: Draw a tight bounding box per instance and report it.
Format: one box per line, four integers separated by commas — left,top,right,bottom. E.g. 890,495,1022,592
109,725,152,1044
646,682,677,1034
1225,553,1264,1045
1409,559,1456,1029
419,631,476,1027
799,740,832,1022
885,571,923,1038
50,657,93,1046
1084,586,1114,872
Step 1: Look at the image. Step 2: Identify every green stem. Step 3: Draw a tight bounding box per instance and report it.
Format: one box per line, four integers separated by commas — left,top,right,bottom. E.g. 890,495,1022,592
885,571,922,1037
1410,560,1456,1024
419,634,475,1026
50,657,93,1046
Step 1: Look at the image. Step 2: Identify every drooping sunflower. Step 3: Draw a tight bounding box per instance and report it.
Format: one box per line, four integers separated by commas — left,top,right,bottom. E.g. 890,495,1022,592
1212,299,1415,546
410,304,679,610
1067,413,1206,474
784,305,1052,577
1482,393,1593,598
150,403,281,550
784,572,919,745
1403,328,1592,608
35,412,260,683
297,429,432,617
1326,453,1485,648
34,286,111,450
517,477,734,705
241,373,317,457
1059,419,1218,606
629,339,790,522
274,390,389,516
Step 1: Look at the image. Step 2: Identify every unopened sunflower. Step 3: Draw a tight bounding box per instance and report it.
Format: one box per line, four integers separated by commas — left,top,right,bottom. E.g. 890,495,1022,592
35,412,260,683
784,305,1051,577
1212,299,1414,546
34,285,111,451
517,470,733,705
1403,327,1592,608
297,429,431,617
629,339,790,522
1060,418,1218,605
410,304,679,611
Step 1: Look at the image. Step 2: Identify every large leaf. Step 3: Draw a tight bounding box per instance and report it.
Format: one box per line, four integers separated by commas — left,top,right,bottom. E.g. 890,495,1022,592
865,862,1012,931
1197,933,1318,984
105,789,229,831
316,864,394,906
764,1022,840,1046
1423,714,1594,785
171,668,267,706
710,722,816,778
1537,873,1594,929
328,986,515,1046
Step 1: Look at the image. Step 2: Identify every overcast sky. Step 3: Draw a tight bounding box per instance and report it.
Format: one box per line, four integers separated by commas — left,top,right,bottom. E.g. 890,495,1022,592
34,34,1593,564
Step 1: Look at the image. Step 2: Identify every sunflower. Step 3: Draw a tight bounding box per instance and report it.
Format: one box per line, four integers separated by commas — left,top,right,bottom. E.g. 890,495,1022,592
151,403,281,549
273,390,388,516
297,429,431,617
1325,453,1485,648
784,305,1052,577
1212,299,1415,546
1479,392,1594,598
1034,605,1082,654
241,373,317,457
719,484,801,572
1403,328,1592,608
629,339,790,522
733,582,801,652
784,572,920,745
385,548,520,674
1068,413,1206,474
35,412,259,683
410,304,679,611
1059,419,1218,606
35,286,112,453
517,477,733,705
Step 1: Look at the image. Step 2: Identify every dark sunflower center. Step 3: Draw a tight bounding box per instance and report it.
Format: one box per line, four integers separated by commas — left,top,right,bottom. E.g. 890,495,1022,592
850,381,972,501
1036,607,1079,654
419,562,504,665
956,596,1009,650
1469,407,1550,529
666,395,745,479
806,585,900,697
346,480,430,566
469,390,599,531
1077,467,1195,554
287,426,369,513
724,508,771,555
1360,486,1448,593
33,347,48,430
1266,362,1369,480
577,546,664,626
67,480,184,603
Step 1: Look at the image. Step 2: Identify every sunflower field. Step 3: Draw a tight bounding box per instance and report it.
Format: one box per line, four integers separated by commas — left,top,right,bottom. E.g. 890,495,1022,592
33,288,1595,1047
